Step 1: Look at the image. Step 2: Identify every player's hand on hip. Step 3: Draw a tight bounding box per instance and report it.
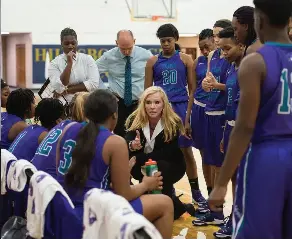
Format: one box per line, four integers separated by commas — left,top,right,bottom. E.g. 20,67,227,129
208,186,227,212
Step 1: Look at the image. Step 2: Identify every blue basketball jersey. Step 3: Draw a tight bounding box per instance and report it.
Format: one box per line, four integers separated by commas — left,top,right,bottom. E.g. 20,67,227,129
1,112,24,150
252,43,292,143
8,124,47,161
57,125,112,208
225,65,239,121
31,120,72,178
205,49,232,112
153,51,188,103
194,56,209,104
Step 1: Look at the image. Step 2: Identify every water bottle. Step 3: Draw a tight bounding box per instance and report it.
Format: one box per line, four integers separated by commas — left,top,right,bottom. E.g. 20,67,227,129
145,159,161,194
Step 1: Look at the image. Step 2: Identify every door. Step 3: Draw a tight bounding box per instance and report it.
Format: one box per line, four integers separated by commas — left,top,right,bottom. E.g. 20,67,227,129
16,44,26,88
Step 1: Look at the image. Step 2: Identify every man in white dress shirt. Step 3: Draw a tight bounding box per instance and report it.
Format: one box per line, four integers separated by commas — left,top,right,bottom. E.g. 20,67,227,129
49,28,103,102
96,30,152,137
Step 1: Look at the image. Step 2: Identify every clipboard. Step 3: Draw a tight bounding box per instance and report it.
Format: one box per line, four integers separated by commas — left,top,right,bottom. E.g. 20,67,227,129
38,78,68,106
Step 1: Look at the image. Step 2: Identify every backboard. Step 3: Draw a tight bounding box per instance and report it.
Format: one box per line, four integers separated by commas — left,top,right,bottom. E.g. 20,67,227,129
131,0,177,21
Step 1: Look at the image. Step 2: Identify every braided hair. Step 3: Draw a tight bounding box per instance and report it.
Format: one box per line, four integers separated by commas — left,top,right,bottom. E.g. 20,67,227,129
6,88,35,119
233,6,257,50
60,27,77,42
35,98,64,130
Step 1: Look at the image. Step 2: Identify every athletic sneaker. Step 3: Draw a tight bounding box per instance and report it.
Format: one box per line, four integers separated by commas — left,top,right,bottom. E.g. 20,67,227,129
214,216,232,238
192,211,224,226
192,189,207,205
196,203,210,214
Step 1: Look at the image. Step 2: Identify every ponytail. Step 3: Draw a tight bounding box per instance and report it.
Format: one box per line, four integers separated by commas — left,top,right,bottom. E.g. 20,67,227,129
65,121,99,189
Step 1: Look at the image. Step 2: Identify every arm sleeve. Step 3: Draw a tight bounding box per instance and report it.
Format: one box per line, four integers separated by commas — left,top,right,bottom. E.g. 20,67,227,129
83,55,101,92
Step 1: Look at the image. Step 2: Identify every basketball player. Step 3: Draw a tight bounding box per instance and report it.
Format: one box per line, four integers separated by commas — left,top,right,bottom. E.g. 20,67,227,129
209,0,292,238
232,6,262,55
144,23,206,205
1,79,10,108
193,20,232,225
9,98,64,161
31,92,89,178
1,89,35,150
191,29,215,205
210,27,244,238
214,6,260,238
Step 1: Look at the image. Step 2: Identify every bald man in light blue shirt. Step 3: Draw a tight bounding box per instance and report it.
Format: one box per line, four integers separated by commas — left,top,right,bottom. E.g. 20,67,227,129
96,30,152,137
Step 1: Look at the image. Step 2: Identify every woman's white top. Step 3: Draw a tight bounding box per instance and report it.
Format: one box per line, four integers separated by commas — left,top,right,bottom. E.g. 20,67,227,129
49,52,101,102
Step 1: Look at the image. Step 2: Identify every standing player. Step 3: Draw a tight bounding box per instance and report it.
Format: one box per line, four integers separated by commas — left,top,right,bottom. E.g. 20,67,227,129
191,29,216,202
214,6,261,239
209,0,292,238
144,23,206,205
193,20,232,225
232,6,262,55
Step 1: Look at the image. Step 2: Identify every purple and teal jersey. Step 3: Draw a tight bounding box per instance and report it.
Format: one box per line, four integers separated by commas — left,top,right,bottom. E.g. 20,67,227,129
1,112,24,150
252,43,292,143
194,56,209,104
57,125,112,207
8,124,47,161
153,51,188,103
225,65,239,121
31,120,72,178
205,49,231,112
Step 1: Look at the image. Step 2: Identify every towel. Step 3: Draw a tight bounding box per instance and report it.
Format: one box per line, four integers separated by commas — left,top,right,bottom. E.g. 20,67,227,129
1,149,17,195
26,171,74,239
107,209,162,239
7,159,37,192
83,188,162,239
83,188,136,239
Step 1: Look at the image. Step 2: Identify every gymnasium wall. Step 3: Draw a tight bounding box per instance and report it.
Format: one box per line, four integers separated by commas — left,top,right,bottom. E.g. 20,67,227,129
1,0,253,87
2,0,253,44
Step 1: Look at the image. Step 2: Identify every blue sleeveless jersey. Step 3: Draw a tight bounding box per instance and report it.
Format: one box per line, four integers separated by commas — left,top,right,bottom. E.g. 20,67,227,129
225,65,239,121
252,43,292,143
205,49,231,112
153,51,188,103
1,112,24,149
9,124,47,161
57,125,112,207
31,120,72,178
194,56,209,104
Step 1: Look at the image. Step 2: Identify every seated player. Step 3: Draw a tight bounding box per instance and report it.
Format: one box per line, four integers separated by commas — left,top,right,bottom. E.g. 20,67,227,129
1,89,35,150
9,98,65,161
31,92,89,178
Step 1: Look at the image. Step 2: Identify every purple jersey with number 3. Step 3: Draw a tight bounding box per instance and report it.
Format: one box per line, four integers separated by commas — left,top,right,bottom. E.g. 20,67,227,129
252,43,292,143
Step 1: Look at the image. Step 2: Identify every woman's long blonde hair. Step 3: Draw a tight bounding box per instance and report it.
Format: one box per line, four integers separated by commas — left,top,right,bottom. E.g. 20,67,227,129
125,86,185,142
68,92,89,122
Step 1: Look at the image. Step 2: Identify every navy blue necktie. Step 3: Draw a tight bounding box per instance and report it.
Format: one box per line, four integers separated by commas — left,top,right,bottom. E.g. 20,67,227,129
124,56,132,106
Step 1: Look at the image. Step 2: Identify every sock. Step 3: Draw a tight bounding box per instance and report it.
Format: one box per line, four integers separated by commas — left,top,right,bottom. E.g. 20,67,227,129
207,186,213,195
189,178,199,190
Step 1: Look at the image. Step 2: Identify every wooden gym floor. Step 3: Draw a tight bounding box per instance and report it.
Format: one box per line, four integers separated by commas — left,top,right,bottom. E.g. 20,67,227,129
171,148,233,239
